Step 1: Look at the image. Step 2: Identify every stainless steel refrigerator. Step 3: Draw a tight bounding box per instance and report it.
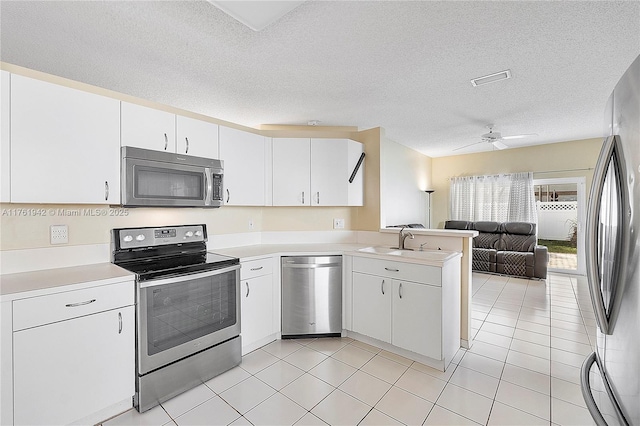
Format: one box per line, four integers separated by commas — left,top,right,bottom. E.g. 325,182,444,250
581,54,639,426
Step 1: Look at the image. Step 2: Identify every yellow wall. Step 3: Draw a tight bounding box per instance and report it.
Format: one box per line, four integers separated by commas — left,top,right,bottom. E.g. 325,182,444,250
430,138,604,228
351,127,382,231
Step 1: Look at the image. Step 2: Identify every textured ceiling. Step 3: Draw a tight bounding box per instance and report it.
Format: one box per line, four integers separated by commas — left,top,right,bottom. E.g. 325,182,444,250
1,1,639,157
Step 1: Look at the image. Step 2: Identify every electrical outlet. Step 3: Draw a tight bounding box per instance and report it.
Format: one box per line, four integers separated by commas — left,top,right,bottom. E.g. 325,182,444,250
333,218,345,229
50,225,68,244
248,219,254,230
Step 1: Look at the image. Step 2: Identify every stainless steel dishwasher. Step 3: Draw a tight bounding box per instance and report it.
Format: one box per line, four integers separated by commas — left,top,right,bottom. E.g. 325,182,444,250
281,255,342,338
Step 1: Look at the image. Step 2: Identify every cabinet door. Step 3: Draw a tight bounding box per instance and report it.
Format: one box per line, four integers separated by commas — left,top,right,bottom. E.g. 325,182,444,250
347,140,364,206
176,115,219,158
10,75,120,204
121,102,176,152
272,138,310,206
240,274,273,352
219,126,266,205
310,139,348,206
13,306,134,425
392,281,441,359
352,272,391,343
1,71,9,202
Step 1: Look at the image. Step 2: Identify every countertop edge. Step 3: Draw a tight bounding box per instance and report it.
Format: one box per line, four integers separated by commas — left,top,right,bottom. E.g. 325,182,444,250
0,263,134,302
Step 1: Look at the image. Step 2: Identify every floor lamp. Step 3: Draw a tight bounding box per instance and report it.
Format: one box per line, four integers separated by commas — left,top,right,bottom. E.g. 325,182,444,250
425,190,435,228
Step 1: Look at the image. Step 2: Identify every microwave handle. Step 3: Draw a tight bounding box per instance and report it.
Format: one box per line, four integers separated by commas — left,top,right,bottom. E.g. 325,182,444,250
205,170,213,205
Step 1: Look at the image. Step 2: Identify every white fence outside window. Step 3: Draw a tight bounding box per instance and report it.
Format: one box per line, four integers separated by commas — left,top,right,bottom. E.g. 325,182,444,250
537,201,577,240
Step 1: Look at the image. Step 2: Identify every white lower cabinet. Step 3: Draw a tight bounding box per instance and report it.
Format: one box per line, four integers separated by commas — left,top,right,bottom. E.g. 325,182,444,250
13,307,134,425
391,280,441,360
352,272,391,343
240,258,275,354
9,280,135,426
350,256,460,368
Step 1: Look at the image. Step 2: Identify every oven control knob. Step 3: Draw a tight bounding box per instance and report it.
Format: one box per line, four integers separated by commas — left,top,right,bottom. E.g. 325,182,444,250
136,234,146,241
195,231,202,237
185,231,194,237
123,235,133,242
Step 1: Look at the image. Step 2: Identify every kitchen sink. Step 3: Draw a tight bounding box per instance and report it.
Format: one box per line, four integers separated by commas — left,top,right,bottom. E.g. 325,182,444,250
357,246,454,261
357,246,404,255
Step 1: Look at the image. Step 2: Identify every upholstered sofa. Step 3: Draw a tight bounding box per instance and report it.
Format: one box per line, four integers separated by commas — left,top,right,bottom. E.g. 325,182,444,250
445,220,549,279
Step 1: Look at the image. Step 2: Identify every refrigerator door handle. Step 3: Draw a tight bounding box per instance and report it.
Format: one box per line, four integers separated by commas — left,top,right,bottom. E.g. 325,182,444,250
586,134,628,335
581,352,609,426
581,352,630,426
586,135,613,334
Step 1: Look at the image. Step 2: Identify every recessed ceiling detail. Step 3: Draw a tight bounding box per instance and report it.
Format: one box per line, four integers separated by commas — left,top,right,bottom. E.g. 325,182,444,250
208,1,305,31
470,70,512,87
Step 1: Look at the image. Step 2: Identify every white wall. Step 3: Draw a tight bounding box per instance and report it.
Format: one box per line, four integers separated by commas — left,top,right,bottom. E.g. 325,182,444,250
380,138,432,228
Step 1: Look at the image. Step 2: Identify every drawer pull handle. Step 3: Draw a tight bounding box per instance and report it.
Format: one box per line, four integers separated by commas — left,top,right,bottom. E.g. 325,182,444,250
384,267,399,272
250,266,263,271
399,283,403,299
381,279,385,295
164,133,168,150
118,312,123,334
65,299,96,308
246,282,250,298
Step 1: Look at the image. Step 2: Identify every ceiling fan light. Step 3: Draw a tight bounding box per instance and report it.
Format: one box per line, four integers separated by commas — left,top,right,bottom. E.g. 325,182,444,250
471,70,512,87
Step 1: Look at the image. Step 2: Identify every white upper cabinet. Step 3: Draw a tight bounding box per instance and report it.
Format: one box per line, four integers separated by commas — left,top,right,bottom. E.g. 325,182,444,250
347,139,364,206
121,102,176,152
219,126,268,206
122,103,219,159
272,138,364,207
310,138,348,206
176,115,218,158
10,75,121,204
272,138,311,206
1,71,10,202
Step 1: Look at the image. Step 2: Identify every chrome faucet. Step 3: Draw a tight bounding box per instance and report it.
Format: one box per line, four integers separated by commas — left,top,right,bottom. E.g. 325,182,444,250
398,227,414,250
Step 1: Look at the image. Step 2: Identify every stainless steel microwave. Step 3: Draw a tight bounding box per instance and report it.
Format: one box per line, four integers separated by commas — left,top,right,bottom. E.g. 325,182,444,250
121,146,223,207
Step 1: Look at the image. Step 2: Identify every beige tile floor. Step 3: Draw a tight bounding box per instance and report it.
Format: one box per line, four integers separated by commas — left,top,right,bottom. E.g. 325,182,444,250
104,272,596,426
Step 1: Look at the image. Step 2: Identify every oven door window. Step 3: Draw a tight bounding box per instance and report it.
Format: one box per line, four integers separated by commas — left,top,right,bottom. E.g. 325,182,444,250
135,166,204,200
146,271,237,356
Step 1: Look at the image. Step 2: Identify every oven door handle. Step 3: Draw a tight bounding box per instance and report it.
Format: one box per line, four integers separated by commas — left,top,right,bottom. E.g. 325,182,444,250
139,264,240,288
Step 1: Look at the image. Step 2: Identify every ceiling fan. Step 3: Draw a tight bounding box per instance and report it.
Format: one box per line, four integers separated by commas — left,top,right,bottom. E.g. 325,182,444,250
454,125,538,152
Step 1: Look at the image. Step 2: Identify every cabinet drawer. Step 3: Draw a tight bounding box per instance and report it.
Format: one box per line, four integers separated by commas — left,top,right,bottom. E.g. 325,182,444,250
13,280,134,331
241,258,273,280
352,256,441,286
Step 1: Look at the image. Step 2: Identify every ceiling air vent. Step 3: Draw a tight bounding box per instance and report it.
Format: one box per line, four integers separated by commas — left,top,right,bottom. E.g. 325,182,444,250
471,69,512,87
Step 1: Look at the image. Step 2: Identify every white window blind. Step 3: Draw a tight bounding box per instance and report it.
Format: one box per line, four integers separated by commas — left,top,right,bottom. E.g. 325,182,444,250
449,172,538,223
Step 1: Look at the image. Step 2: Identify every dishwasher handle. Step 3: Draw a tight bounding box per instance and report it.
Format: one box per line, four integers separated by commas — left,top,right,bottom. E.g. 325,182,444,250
282,262,342,269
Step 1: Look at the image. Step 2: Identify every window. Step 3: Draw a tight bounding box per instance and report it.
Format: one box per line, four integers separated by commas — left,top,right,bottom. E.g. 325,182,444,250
449,172,537,223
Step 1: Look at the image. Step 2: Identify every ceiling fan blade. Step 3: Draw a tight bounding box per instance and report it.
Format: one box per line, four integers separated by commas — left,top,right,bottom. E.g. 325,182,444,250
501,133,538,140
492,141,509,150
453,141,483,151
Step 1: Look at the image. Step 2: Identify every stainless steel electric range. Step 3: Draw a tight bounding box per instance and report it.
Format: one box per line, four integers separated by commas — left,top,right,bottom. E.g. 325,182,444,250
111,224,241,412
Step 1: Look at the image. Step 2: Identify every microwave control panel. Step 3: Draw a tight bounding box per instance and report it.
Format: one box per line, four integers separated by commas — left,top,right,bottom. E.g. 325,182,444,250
212,174,223,202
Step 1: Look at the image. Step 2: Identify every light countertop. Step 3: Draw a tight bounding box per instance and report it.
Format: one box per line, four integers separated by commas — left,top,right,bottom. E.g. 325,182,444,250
0,263,133,301
1,243,462,300
214,243,461,267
